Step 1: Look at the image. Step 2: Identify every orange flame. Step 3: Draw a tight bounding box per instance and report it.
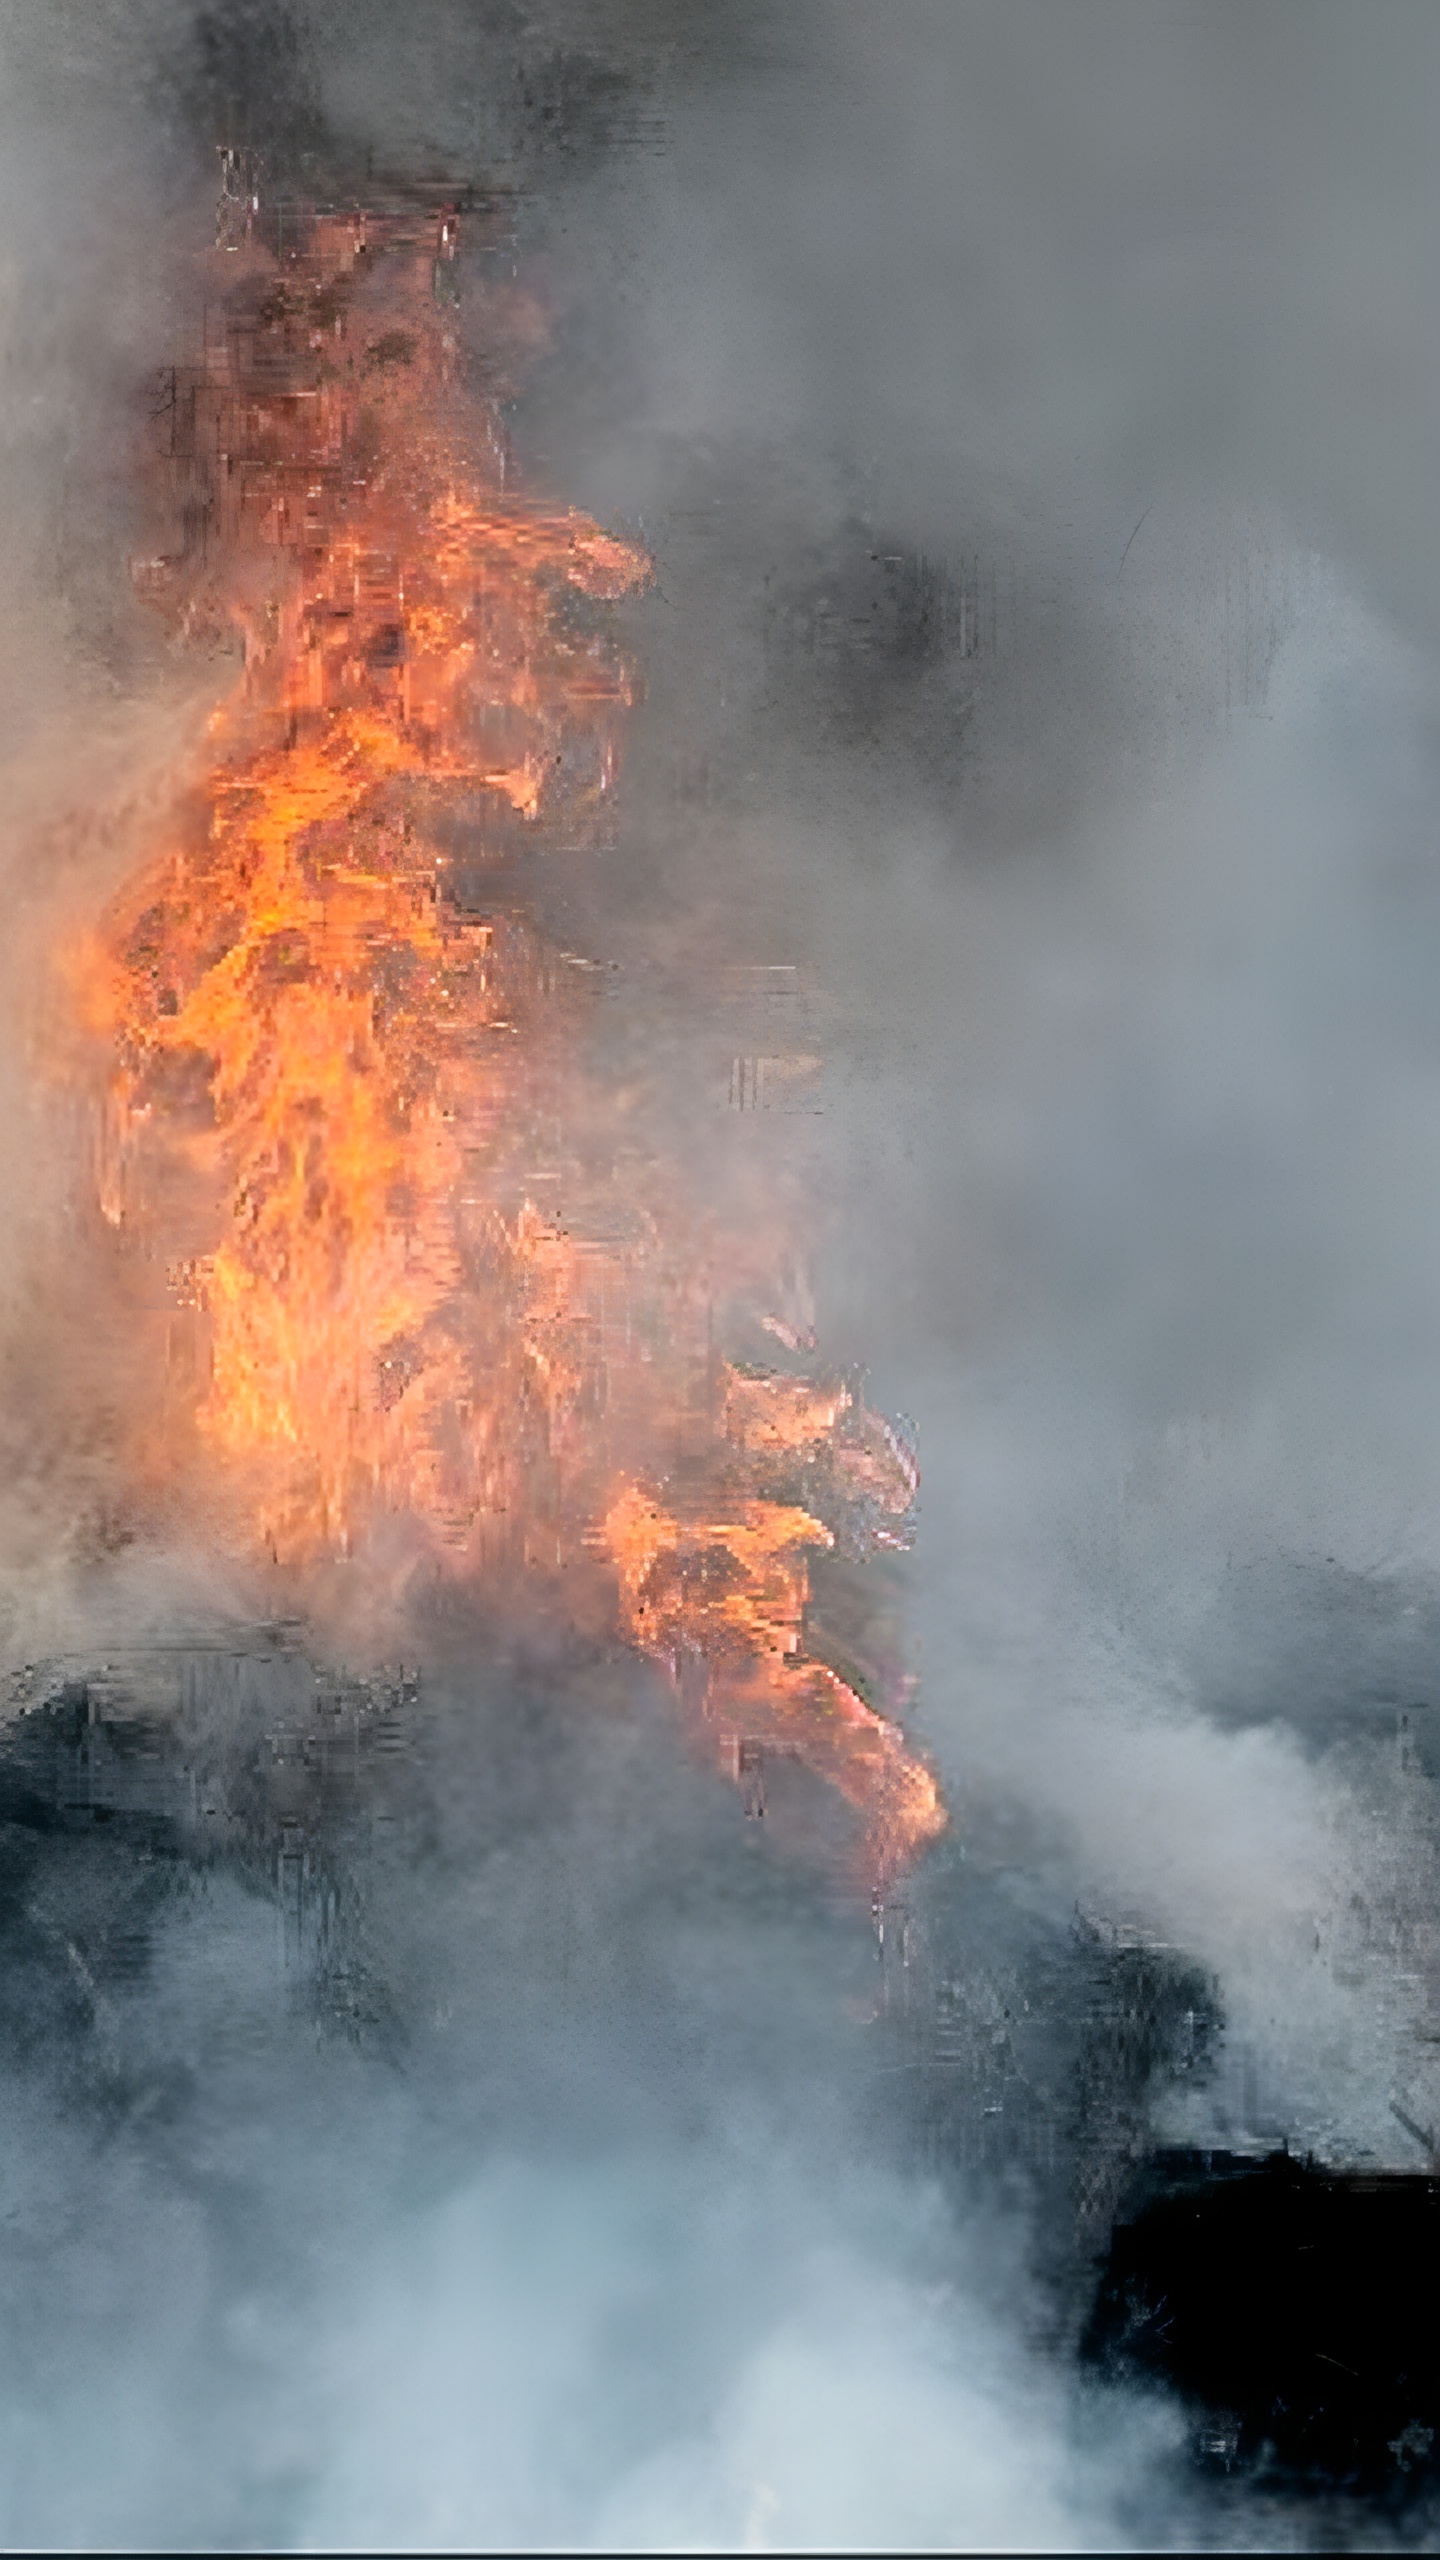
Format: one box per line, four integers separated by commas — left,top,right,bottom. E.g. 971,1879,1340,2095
73,197,943,1885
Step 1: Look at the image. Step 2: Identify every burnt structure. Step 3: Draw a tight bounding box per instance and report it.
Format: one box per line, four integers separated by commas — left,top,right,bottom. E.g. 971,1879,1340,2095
1085,2147,1440,2499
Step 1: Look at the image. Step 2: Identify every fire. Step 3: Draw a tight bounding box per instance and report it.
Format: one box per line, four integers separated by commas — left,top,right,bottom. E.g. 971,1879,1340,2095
72,190,943,1885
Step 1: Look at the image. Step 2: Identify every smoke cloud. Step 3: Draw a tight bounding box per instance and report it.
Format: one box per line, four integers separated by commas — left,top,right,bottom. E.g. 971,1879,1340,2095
2,3,1439,2547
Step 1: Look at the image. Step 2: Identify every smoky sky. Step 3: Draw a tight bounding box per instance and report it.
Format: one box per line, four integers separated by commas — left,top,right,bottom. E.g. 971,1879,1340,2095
2,4,1440,2550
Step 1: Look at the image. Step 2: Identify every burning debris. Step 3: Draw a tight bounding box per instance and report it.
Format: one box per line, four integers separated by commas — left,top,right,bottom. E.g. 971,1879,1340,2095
64,187,942,1887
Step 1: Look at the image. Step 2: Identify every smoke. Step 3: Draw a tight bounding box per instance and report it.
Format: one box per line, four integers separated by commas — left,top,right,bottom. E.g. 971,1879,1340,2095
1,1647,1193,2551
2,2,1440,2548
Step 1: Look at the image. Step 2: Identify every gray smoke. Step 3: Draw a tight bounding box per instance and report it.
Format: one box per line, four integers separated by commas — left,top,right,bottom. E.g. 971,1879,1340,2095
2,4,1439,2548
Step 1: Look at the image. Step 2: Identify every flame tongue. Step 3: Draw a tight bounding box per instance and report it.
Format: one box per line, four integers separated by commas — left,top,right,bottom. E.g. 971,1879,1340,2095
79,200,943,1885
